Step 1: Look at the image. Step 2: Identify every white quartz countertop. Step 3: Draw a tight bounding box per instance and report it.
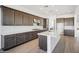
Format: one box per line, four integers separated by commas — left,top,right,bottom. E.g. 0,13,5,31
38,30,57,37
2,29,45,35
1,26,45,35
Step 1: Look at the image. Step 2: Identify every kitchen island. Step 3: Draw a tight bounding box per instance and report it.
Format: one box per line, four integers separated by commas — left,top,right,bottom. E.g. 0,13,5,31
38,31,60,53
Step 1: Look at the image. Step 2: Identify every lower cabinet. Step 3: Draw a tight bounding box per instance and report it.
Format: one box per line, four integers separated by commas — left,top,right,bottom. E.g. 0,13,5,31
3,35,16,50
24,32,30,42
2,30,46,50
31,31,38,40
16,33,25,45
64,30,74,36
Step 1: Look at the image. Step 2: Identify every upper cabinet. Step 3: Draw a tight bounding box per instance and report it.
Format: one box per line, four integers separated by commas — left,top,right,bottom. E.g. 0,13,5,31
28,15,34,26
43,19,47,28
2,7,15,25
22,13,29,25
14,10,23,25
1,6,46,26
64,17,74,26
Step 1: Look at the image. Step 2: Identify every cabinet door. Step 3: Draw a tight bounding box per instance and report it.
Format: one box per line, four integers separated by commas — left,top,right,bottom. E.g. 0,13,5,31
2,7,14,25
16,33,25,45
43,19,47,28
4,35,16,50
32,31,38,39
28,15,33,25
24,32,30,42
22,13,29,25
14,11,23,25
64,30,74,36
39,35,47,51
64,18,74,26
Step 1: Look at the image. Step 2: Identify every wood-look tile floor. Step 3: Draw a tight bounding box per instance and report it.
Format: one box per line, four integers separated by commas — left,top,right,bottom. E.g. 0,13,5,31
53,35,79,53
1,35,79,53
64,36,79,53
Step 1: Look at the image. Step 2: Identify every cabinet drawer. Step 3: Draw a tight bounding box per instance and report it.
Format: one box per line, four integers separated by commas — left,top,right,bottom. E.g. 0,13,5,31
3,35,16,50
16,33,25,45
64,30,74,36
24,32,30,42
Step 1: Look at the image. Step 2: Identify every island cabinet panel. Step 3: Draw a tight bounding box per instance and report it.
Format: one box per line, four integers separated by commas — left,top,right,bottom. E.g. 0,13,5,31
14,11,23,25
3,35,16,50
16,33,25,45
2,7,15,25
39,35,47,51
22,13,29,25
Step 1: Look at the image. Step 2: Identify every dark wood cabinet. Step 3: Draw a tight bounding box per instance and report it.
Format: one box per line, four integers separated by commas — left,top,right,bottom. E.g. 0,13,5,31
30,31,38,40
39,35,47,51
22,13,29,25
28,15,34,25
2,30,46,50
2,7,14,25
64,30,74,36
14,11,23,25
24,32,31,42
2,6,44,26
43,19,47,28
16,33,25,45
3,35,16,50
56,18,64,23
64,17,74,26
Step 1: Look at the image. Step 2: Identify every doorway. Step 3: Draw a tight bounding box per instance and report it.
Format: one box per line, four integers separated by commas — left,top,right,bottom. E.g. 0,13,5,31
56,17,74,36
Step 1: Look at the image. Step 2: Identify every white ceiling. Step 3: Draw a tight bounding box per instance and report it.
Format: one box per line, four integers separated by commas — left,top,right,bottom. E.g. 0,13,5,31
5,5,77,18
20,5,77,16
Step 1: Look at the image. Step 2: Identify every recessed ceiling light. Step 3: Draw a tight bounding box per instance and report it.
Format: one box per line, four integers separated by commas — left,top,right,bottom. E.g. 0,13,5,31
56,9,58,12
40,8,43,10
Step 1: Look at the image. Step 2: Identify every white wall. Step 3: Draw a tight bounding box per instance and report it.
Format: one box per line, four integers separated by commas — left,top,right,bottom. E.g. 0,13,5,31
74,6,79,38
48,16,56,30
56,14,74,18
0,7,1,49
2,26,43,35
